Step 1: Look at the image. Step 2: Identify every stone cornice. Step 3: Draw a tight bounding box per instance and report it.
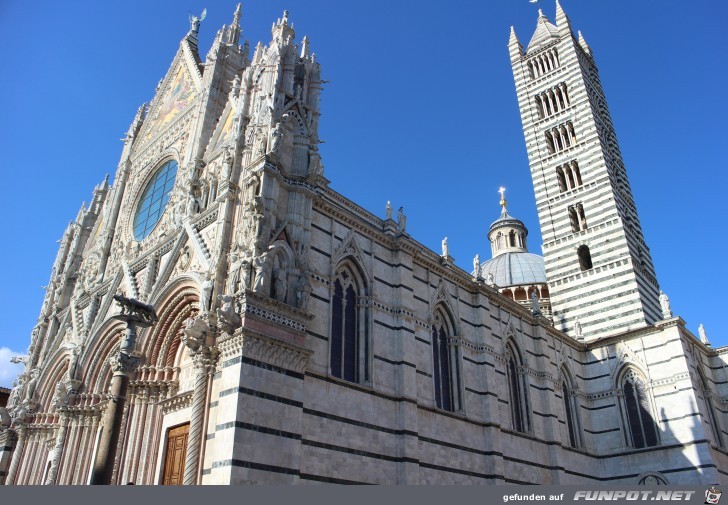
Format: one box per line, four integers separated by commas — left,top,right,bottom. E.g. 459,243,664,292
158,390,194,415
241,290,313,334
237,329,312,374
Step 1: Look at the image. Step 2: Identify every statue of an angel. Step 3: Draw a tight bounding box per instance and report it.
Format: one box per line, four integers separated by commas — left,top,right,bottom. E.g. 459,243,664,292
189,8,207,34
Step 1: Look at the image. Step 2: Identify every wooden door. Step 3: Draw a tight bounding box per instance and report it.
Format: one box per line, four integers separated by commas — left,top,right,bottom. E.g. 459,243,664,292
162,423,189,485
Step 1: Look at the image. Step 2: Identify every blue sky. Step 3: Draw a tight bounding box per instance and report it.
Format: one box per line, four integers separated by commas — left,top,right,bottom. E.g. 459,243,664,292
0,1,726,387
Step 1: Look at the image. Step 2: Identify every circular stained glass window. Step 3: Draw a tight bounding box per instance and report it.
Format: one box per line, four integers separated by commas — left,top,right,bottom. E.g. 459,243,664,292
133,160,178,241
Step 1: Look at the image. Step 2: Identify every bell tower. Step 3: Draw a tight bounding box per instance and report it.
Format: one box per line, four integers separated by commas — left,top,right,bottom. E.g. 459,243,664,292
509,1,662,338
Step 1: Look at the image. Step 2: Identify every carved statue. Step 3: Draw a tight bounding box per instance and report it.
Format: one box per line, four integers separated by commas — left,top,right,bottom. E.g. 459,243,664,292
486,272,495,286
397,207,407,233
182,317,210,353
273,259,288,303
269,123,283,154
201,273,214,311
699,324,709,345
65,344,80,383
659,290,672,319
308,149,323,175
245,175,261,205
216,294,241,334
171,194,185,226
441,237,449,258
186,193,199,216
296,275,312,310
24,368,40,403
11,401,28,425
256,133,267,156
222,147,234,180
6,374,23,409
531,290,541,315
473,254,481,278
236,256,251,294
253,252,271,293
52,381,69,409
385,201,393,220
0,407,11,429
189,8,207,34
574,319,583,339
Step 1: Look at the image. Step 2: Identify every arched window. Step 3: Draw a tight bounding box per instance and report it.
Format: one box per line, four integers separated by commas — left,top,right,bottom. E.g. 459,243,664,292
561,368,582,448
330,262,369,383
569,204,588,232
577,245,593,271
432,309,461,412
620,369,659,448
698,369,723,447
506,342,530,433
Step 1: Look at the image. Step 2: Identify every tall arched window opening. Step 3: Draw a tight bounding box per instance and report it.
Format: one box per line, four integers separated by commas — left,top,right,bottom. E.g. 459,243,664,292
432,309,461,412
577,245,593,271
506,342,530,433
561,368,582,448
330,263,369,384
621,370,659,448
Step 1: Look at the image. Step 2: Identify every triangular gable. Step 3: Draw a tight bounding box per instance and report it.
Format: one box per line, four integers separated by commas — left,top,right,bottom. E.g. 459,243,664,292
430,278,460,335
206,100,238,156
138,42,202,145
332,231,371,279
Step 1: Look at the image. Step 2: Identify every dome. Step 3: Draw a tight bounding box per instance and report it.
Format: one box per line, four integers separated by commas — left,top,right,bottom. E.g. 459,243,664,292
480,252,547,287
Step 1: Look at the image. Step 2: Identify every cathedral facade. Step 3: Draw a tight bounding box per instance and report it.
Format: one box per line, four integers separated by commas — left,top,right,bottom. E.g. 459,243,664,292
1,2,726,485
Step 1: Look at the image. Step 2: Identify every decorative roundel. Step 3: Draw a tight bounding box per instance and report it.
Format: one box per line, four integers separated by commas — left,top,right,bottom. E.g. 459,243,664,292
132,159,178,241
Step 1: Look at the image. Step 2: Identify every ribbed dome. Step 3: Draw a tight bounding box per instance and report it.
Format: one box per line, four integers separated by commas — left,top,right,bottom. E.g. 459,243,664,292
480,252,546,287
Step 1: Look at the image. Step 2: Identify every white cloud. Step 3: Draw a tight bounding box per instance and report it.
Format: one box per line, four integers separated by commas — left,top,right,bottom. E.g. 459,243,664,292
0,347,26,389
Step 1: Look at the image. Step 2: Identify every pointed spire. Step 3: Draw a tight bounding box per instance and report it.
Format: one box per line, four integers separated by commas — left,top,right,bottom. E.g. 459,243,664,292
272,10,295,46
75,202,87,223
301,35,310,59
508,26,523,61
555,0,572,35
578,30,592,56
526,7,559,53
126,103,147,141
509,25,521,47
228,3,242,46
252,41,263,64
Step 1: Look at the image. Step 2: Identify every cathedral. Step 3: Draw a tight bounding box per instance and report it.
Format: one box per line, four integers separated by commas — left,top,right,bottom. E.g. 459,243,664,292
1,2,726,485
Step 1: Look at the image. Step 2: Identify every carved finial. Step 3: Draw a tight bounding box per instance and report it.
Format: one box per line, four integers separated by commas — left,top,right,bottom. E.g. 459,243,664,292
498,187,507,210
76,202,86,223
233,3,242,24
228,4,242,45
301,35,310,58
